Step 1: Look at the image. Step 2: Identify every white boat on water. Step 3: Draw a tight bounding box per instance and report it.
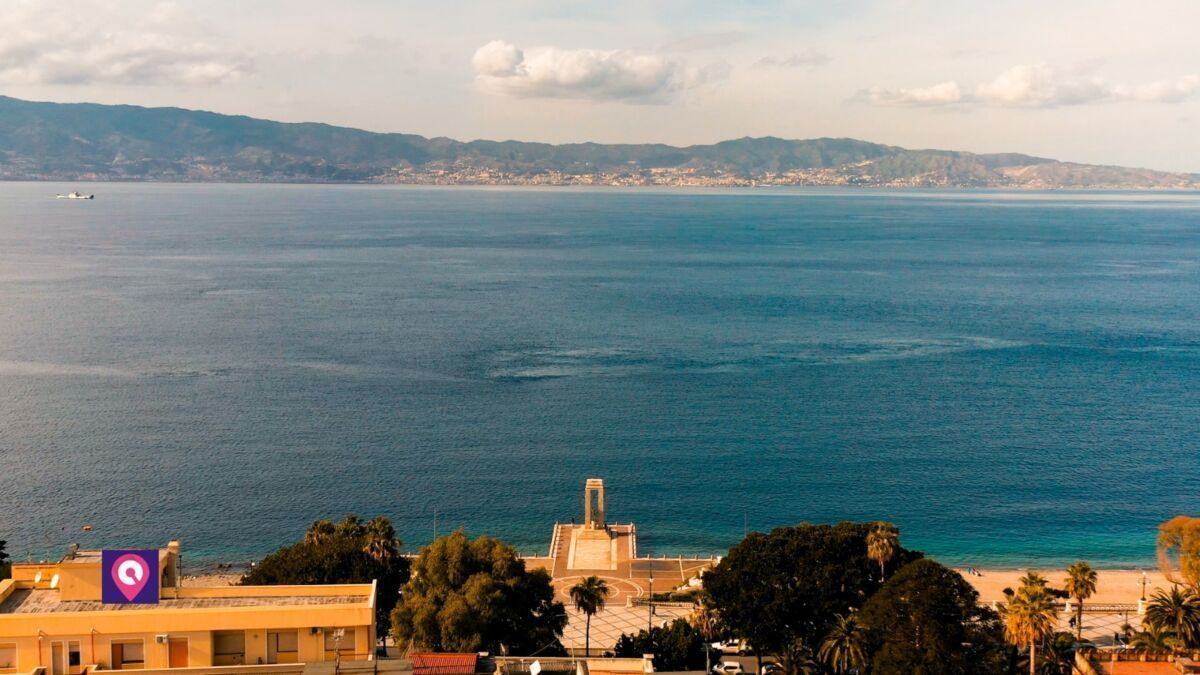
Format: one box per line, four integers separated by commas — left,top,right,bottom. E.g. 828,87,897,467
56,191,94,200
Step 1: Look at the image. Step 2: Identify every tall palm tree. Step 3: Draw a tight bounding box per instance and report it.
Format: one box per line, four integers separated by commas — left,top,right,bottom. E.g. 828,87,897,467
363,516,399,565
818,614,868,674
866,523,899,582
570,576,611,656
690,595,721,675
1003,583,1058,675
1064,561,1098,639
1144,587,1200,648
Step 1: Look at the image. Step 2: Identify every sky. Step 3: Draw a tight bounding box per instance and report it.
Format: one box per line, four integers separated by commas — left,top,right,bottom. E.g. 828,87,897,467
2,0,1199,171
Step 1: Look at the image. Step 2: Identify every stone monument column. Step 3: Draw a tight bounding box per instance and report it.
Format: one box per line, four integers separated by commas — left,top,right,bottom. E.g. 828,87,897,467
584,478,605,529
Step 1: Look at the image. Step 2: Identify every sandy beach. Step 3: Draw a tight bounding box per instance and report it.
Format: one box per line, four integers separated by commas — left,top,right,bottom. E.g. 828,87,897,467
181,573,241,587
961,568,1169,605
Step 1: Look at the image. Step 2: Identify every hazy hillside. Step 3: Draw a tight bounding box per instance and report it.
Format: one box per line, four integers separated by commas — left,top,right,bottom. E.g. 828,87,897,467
1,95,1196,188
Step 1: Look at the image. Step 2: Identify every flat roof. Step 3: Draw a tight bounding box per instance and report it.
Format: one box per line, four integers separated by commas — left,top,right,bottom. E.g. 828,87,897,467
0,589,370,615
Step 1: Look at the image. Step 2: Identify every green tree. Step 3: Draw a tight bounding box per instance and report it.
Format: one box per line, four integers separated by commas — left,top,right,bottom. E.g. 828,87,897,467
390,531,566,655
1038,632,1078,675
305,519,336,545
570,576,611,655
613,618,710,672
1144,587,1200,648
1063,562,1097,640
1002,581,1058,675
704,522,921,674
858,559,1008,675
866,523,899,582
363,517,401,566
1157,516,1200,588
690,594,722,674
818,614,867,674
243,515,408,643
1129,622,1183,651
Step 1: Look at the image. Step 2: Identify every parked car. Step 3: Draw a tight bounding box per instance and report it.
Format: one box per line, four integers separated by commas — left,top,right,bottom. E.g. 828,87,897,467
712,662,744,675
760,663,784,675
711,639,752,655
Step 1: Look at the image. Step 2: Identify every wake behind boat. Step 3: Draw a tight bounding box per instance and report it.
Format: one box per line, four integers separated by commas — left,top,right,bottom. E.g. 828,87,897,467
56,191,94,199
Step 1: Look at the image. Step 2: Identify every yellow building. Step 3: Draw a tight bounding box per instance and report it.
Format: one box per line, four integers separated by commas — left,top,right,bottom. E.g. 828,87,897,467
0,542,376,675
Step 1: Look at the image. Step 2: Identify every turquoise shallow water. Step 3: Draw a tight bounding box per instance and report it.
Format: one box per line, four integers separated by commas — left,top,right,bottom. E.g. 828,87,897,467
1,183,1198,568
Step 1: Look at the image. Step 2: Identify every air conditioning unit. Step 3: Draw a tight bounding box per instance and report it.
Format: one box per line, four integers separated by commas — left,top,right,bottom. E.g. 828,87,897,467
155,635,169,645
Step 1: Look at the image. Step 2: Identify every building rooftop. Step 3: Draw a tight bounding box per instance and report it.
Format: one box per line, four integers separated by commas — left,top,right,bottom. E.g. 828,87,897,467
0,588,370,614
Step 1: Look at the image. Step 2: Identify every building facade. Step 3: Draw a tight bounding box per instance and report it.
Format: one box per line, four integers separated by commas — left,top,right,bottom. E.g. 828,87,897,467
0,542,376,674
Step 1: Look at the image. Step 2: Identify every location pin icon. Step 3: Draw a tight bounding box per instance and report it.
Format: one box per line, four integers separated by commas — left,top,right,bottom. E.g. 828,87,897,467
112,554,150,601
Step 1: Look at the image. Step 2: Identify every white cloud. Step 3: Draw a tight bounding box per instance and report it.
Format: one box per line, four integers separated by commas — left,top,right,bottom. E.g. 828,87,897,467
861,64,1200,108
860,81,964,107
975,64,1108,107
472,40,524,78
1114,75,1200,104
0,3,250,86
471,40,712,103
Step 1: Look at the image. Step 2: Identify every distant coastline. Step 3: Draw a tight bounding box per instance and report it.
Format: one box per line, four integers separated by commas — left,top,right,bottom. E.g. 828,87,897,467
3,95,1198,189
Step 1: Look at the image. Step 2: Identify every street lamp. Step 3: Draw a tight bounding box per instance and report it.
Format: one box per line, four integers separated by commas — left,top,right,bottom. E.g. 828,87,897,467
647,569,655,634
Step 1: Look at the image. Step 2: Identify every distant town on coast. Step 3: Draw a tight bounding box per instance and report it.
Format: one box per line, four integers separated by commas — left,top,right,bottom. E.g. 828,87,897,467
1,96,1198,189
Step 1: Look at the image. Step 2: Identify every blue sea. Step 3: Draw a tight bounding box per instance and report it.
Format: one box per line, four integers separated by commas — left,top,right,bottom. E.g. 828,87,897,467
1,182,1198,568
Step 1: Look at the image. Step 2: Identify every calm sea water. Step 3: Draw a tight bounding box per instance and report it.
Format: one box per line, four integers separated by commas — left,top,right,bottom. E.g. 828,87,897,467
1,182,1198,568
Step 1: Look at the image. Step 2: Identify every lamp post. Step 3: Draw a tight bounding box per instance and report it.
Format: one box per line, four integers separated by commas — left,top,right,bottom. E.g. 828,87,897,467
647,569,655,634
332,628,345,675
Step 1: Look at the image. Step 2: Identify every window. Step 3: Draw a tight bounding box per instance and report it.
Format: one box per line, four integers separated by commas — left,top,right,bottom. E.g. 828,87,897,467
323,628,356,659
111,641,144,670
212,631,246,667
68,642,81,668
0,644,16,673
267,631,298,664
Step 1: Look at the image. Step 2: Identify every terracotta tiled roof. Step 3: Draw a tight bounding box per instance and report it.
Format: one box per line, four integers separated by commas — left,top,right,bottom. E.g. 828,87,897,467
411,653,479,675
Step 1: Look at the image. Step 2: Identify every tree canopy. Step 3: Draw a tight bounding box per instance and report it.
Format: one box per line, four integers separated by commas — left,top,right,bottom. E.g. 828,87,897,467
1144,587,1200,648
858,559,1008,674
613,619,711,672
703,522,922,671
1158,516,1200,589
390,530,566,655
243,515,409,639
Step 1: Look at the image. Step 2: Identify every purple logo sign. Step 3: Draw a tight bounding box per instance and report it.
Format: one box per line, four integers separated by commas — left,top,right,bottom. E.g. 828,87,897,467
101,550,159,604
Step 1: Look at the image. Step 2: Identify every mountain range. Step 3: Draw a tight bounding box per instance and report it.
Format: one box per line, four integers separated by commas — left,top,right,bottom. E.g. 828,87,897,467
1,95,1196,189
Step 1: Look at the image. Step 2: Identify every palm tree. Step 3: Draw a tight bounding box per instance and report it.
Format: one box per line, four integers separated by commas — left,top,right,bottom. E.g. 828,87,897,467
304,519,336,545
1003,583,1058,675
866,523,899,581
1129,621,1184,652
570,576,611,656
1018,571,1049,589
818,614,868,674
1039,632,1079,675
690,595,721,675
1064,561,1098,639
363,516,399,565
1144,587,1200,648
335,514,366,538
